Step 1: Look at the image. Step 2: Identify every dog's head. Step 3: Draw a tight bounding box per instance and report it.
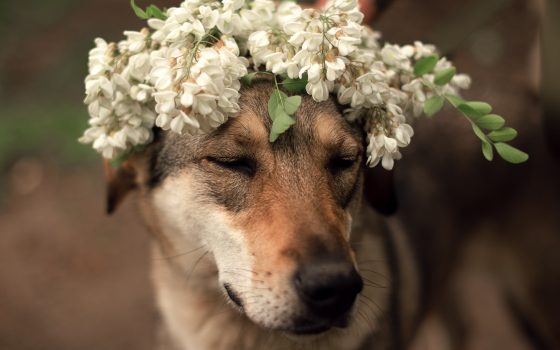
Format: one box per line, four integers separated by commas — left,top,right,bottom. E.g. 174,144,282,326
108,79,396,335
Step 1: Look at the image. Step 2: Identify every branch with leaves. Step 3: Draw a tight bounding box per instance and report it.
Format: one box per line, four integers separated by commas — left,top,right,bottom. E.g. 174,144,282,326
417,55,528,164
130,0,167,20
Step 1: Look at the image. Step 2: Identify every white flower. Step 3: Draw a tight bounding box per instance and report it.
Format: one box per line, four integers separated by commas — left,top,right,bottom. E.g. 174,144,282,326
402,78,426,117
84,76,113,102
88,38,114,76
130,84,153,102
306,80,329,102
381,44,411,70
413,41,436,59
198,6,219,29
223,0,244,12
170,109,201,135
81,0,472,170
452,74,471,89
301,33,323,52
128,52,151,81
154,91,177,114
366,133,402,170
303,63,322,82
331,0,358,12
248,31,269,48
394,123,414,147
325,56,346,81
121,30,148,54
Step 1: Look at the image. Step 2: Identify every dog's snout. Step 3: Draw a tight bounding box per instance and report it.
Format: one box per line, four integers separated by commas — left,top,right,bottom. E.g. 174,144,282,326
294,259,363,322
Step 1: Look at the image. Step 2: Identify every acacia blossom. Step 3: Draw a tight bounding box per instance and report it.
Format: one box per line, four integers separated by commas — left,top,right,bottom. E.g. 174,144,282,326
81,0,471,170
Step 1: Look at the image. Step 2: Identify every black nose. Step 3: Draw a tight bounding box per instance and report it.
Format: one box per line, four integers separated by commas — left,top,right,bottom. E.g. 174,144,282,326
294,259,363,321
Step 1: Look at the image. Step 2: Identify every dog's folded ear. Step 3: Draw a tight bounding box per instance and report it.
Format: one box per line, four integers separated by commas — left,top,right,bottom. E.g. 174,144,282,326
363,166,398,216
105,160,138,215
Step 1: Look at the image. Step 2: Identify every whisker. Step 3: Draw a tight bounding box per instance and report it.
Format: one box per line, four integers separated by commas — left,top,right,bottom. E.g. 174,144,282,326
185,250,210,285
153,245,207,261
359,268,391,282
359,294,384,316
361,276,389,288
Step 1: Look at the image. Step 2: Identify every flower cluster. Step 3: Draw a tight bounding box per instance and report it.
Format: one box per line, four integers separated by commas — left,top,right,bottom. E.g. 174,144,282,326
81,0,475,169
81,32,156,159
245,0,471,168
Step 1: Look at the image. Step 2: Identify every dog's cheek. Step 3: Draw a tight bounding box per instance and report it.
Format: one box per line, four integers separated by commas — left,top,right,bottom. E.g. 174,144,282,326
150,173,255,291
202,171,251,213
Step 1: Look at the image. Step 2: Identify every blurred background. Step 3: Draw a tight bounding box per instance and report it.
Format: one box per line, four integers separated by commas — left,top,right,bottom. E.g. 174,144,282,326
0,0,558,349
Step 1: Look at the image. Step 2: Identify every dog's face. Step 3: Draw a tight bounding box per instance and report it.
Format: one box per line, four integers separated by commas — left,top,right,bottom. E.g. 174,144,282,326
124,80,373,335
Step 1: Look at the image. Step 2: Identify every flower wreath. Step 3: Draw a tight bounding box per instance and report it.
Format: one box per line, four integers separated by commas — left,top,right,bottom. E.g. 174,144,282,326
80,0,528,170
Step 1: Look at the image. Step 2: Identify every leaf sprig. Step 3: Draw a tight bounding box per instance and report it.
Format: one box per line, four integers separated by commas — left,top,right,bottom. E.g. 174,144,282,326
242,72,308,142
416,55,528,164
131,0,167,20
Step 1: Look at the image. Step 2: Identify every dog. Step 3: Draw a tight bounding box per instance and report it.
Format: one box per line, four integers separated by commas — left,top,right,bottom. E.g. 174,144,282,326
106,78,419,350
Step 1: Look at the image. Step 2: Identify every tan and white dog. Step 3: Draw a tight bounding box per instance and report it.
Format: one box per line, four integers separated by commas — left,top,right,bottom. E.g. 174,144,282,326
107,79,418,350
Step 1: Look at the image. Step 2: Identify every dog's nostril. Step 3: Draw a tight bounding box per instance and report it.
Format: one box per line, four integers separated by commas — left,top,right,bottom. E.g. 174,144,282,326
307,286,337,302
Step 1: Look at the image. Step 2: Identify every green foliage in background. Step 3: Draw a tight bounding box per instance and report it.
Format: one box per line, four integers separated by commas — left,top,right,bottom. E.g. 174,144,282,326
0,106,97,171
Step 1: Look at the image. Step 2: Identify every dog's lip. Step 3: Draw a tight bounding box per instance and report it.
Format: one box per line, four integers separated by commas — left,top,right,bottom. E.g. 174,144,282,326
287,311,352,335
223,283,243,309
289,323,332,336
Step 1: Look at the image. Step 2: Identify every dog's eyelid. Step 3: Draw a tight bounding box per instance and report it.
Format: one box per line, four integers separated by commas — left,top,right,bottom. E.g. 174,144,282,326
333,139,361,157
205,156,256,176
333,149,360,162
207,156,244,162
337,153,359,161
328,154,359,173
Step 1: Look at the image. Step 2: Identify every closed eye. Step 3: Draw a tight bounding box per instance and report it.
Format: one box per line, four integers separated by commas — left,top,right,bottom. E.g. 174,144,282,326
328,156,358,174
206,156,256,176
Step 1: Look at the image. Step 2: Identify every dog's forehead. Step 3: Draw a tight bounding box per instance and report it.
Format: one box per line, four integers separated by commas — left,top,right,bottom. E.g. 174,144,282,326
153,81,362,176
223,80,362,152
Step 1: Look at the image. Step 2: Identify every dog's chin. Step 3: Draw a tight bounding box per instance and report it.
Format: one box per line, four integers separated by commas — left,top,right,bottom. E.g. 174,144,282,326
285,324,332,337
222,284,353,338
285,313,351,336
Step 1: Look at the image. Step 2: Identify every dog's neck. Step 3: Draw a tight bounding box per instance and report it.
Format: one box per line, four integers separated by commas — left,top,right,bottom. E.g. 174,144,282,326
147,201,392,350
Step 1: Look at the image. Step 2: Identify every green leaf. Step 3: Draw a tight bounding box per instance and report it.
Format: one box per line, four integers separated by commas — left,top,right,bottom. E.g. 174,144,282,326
476,114,505,130
146,5,166,20
424,96,444,117
131,0,148,19
268,89,300,142
495,143,529,164
282,74,308,94
284,96,301,115
472,124,488,143
268,90,284,121
466,101,492,115
414,55,439,77
269,109,295,142
458,103,484,119
241,72,258,87
434,67,456,86
481,141,494,161
444,94,465,107
488,127,518,142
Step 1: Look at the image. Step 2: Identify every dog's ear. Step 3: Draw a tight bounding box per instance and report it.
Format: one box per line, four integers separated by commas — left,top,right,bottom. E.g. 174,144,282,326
104,160,138,215
363,166,398,216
